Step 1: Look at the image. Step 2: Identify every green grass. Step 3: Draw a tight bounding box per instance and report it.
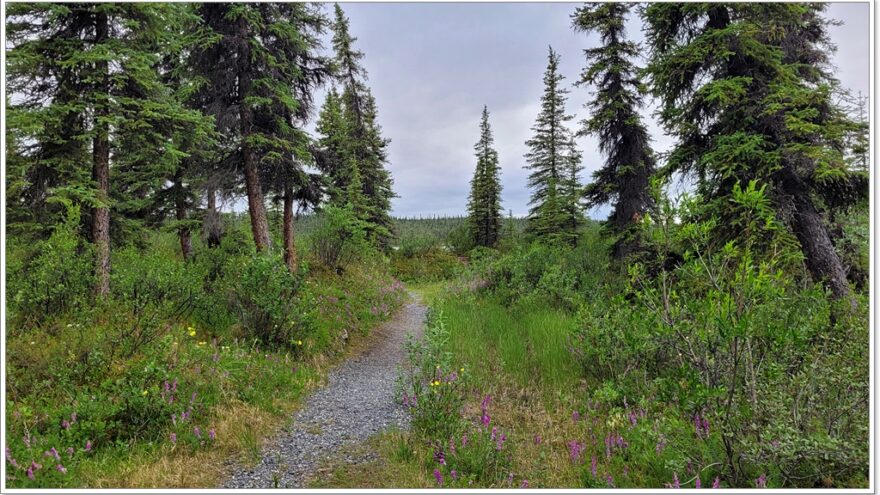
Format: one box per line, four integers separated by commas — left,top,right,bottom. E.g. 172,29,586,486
439,295,580,394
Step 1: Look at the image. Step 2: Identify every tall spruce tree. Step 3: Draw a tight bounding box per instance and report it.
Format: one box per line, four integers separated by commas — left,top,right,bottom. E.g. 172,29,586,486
191,3,331,254
331,3,395,249
466,106,503,248
7,3,209,295
644,3,865,303
524,46,584,245
573,3,656,260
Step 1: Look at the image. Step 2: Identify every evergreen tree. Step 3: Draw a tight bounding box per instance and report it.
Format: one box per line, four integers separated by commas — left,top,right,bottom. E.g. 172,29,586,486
466,106,503,248
644,3,865,303
573,3,656,260
7,3,209,295
191,3,332,254
315,88,350,204
524,46,584,245
331,3,396,249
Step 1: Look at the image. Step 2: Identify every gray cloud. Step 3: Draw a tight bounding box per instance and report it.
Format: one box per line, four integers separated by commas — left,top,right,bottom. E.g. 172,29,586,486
323,2,869,219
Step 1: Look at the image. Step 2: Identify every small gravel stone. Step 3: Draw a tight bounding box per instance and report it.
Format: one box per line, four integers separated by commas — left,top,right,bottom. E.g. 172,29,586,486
220,292,426,489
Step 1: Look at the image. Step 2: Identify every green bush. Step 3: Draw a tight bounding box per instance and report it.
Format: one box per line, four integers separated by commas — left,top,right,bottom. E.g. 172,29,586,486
7,203,93,326
227,253,315,349
308,205,373,271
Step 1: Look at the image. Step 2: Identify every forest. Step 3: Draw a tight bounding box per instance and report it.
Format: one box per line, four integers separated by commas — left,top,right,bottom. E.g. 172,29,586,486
3,2,871,490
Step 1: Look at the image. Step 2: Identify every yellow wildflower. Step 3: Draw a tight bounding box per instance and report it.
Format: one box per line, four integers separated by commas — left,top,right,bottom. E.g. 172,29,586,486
188,327,196,337
198,341,206,346
297,340,303,346
142,390,149,396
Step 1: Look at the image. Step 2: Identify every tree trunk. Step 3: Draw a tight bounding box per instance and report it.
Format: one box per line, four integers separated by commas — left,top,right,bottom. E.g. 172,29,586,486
237,18,271,252
780,169,854,307
204,184,222,248
174,173,192,261
92,10,111,297
283,187,297,273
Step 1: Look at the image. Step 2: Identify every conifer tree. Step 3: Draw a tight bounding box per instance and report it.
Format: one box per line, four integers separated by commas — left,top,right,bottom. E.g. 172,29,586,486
644,3,865,303
191,3,332,254
316,88,350,204
573,3,656,260
466,106,503,248
7,3,209,294
524,47,584,245
331,4,396,249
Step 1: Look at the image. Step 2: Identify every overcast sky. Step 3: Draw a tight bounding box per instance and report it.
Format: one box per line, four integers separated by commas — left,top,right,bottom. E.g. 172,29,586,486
321,2,870,219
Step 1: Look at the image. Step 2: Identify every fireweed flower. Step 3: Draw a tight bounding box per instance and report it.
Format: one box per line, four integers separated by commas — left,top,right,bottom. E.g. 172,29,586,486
521,479,529,488
496,433,506,451
491,427,497,441
572,411,580,422
66,447,74,456
209,429,216,441
193,427,202,439
461,433,468,447
62,420,70,430
170,433,177,444
27,466,35,480
55,464,67,474
695,478,702,489
434,449,446,465
433,468,443,486
450,470,458,480
606,474,614,487
712,477,721,488
84,440,92,452
756,474,767,488
534,435,542,445
590,456,597,477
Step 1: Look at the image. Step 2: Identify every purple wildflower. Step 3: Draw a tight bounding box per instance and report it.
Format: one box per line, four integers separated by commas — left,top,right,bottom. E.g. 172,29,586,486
572,410,580,422
496,433,506,451
756,474,767,488
695,478,702,489
27,466,35,480
22,434,31,448
66,447,74,456
193,427,202,439
491,427,497,441
606,474,614,487
5,447,19,469
84,440,92,452
521,479,529,488
170,433,177,444
70,412,77,423
590,455,597,477
461,433,468,447
534,435,542,445
209,429,216,441
434,448,446,465
433,468,443,486
672,472,680,489
712,477,721,488
450,469,458,480
31,461,42,470
55,464,67,474
568,440,584,463
62,420,71,430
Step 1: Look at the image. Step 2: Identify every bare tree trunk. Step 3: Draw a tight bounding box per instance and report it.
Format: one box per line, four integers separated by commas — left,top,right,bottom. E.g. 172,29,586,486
781,169,854,307
204,184,222,248
92,10,111,297
174,173,192,261
283,188,297,273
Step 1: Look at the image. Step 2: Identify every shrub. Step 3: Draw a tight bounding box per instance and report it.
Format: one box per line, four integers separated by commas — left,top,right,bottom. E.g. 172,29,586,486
7,203,93,326
308,205,373,271
227,253,315,349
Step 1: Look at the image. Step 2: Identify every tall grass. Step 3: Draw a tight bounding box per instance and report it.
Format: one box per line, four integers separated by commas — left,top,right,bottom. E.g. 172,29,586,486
439,296,580,395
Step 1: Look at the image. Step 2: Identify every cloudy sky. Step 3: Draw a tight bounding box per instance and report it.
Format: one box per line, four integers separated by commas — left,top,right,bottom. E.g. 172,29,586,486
322,2,870,219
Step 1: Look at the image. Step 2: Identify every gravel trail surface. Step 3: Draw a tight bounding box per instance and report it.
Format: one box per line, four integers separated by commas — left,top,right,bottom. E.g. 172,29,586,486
221,292,426,489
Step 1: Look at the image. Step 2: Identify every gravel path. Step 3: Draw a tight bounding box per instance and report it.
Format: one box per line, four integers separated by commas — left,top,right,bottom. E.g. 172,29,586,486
221,292,426,489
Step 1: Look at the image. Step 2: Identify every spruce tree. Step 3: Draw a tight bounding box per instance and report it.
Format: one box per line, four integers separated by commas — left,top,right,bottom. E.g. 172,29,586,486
7,3,209,294
191,3,331,254
573,3,656,260
332,3,396,249
466,106,503,248
316,88,351,204
644,3,865,303
524,46,584,245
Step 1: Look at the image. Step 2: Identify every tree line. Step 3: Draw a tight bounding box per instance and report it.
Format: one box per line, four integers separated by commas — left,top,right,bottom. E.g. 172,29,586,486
465,3,867,303
7,3,393,296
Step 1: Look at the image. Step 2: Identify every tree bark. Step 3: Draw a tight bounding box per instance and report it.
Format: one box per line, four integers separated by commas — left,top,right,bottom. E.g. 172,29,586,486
283,187,297,273
92,10,111,297
238,17,271,252
174,172,192,261
204,184,222,248
780,169,854,307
